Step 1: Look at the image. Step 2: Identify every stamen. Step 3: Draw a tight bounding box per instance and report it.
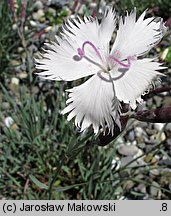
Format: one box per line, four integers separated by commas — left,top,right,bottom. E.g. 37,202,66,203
109,55,131,68
77,41,103,63
77,48,84,58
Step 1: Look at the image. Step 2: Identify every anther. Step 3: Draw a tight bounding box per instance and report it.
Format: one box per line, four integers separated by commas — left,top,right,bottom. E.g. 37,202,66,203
77,48,84,58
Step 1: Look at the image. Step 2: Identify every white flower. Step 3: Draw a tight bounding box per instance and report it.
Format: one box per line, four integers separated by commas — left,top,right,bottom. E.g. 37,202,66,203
35,7,166,135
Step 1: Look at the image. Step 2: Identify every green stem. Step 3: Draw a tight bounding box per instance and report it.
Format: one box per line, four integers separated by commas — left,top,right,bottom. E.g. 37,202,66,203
48,132,93,199
48,154,66,200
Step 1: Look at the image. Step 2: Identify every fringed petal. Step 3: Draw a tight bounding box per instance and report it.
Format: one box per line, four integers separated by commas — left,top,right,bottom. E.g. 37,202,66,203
111,9,167,59
111,58,166,109
99,7,117,55
61,73,121,134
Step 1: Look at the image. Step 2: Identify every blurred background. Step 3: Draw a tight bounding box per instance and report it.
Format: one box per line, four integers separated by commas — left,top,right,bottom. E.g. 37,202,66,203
0,0,171,200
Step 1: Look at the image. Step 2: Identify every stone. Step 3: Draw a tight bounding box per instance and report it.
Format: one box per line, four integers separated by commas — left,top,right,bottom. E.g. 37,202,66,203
158,159,171,168
169,183,171,190
136,183,146,194
153,96,162,107
47,0,70,6
2,102,10,110
144,154,157,163
4,117,14,128
34,1,44,10
90,3,97,9
128,130,135,141
162,96,171,107
30,20,37,27
137,143,145,149
32,9,45,21
48,8,56,16
10,77,19,92
17,47,24,53
149,169,160,177
123,180,134,191
18,72,28,79
12,23,17,30
150,132,166,143
150,181,161,197
165,123,171,131
24,26,28,32
167,138,171,146
118,145,139,156
135,127,146,137
120,156,138,167
154,123,164,131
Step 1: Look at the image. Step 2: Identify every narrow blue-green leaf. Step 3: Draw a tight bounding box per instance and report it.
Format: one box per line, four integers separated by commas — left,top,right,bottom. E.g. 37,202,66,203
55,182,87,192
29,174,48,190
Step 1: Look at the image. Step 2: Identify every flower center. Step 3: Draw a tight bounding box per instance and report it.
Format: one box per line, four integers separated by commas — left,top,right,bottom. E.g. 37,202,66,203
77,41,134,72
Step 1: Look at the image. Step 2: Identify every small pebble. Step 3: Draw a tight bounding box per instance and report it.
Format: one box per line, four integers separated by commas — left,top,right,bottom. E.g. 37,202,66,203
18,72,28,79
165,123,171,132
90,3,97,9
11,77,19,85
118,145,139,156
10,77,19,92
154,123,164,131
4,117,14,128
128,130,135,141
2,102,10,110
149,169,160,177
158,159,171,168
136,183,147,194
162,96,171,107
17,47,24,53
33,9,45,21
167,138,171,146
47,0,70,6
144,154,157,164
120,156,138,167
48,8,56,16
153,96,162,107
150,181,161,197
135,127,146,137
30,20,37,27
10,60,20,66
123,180,134,190
24,26,28,32
169,183,171,190
137,143,145,149
150,132,166,143
12,23,17,30
34,1,44,10
146,98,153,106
